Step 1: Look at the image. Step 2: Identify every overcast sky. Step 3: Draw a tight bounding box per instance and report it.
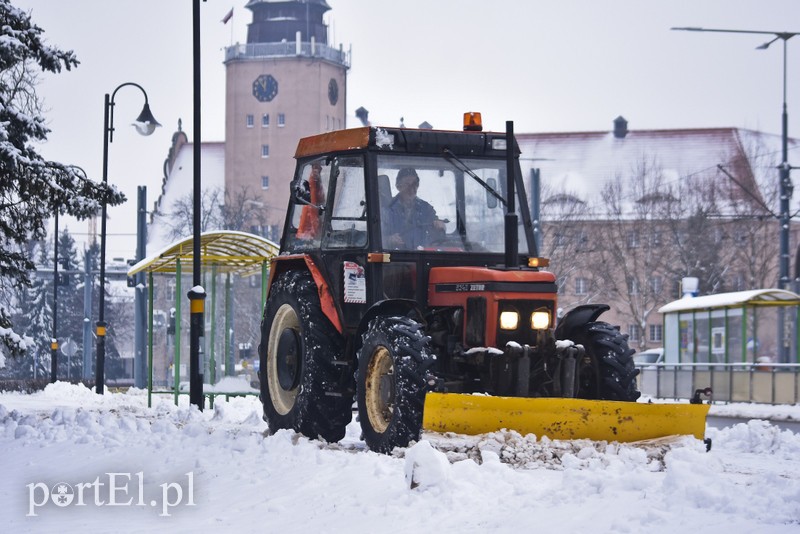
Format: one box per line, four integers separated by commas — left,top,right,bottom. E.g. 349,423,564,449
14,0,800,259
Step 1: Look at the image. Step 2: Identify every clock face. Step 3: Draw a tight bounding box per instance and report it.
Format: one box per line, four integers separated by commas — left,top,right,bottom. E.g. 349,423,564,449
328,78,339,106
253,74,278,102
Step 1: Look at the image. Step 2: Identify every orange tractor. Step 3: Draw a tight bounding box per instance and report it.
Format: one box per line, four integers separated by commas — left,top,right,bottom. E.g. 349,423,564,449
258,115,709,452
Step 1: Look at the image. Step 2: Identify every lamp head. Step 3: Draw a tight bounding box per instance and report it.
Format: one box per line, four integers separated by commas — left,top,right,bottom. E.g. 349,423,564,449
132,102,162,136
756,36,780,50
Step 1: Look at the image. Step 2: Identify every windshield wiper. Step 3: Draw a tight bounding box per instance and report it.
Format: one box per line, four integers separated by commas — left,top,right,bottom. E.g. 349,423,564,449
442,149,507,207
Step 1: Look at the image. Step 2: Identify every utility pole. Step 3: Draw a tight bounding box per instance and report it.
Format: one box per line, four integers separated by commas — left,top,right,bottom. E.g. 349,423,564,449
134,186,148,388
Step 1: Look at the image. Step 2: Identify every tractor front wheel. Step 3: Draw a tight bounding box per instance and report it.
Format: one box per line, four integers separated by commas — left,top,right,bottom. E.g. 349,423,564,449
571,321,641,402
357,316,435,453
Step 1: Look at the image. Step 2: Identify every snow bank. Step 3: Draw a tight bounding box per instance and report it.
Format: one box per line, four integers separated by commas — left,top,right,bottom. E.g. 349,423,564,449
1,383,799,532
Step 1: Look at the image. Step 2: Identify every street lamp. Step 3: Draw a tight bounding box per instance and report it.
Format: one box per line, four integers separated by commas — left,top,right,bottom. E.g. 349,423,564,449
672,27,798,361
96,83,161,394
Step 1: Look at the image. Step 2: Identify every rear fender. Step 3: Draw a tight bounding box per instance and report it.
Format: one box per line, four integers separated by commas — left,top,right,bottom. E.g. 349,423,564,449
268,254,344,334
554,304,610,340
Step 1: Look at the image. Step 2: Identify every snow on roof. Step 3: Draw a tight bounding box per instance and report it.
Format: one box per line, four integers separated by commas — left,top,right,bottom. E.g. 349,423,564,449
658,288,800,314
147,141,225,253
516,126,799,215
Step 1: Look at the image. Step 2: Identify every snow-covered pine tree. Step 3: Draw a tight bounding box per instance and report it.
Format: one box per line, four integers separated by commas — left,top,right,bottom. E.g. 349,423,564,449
55,227,83,378
9,241,53,378
0,0,125,359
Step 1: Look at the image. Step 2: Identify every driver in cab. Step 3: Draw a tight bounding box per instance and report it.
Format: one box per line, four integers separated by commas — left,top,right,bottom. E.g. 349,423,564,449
386,167,446,249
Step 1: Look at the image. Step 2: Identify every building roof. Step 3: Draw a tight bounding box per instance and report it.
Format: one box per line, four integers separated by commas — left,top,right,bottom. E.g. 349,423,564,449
658,289,800,314
516,122,799,216
148,135,225,253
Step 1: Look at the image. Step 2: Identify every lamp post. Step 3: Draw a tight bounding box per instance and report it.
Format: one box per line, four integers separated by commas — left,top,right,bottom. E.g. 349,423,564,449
96,83,161,394
50,199,59,383
189,0,206,410
672,27,798,361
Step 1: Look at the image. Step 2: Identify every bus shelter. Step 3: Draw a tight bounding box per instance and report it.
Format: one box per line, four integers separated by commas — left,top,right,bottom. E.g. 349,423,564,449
127,231,279,407
644,289,800,403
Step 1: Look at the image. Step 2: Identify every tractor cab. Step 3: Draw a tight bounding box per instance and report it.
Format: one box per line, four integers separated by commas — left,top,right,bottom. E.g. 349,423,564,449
279,122,540,330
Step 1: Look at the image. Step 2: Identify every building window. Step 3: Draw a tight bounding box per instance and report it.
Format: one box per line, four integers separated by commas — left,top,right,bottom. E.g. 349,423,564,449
261,144,269,158
262,113,270,127
575,230,589,251
649,324,663,342
628,324,641,342
650,231,662,247
278,113,286,127
628,278,639,295
626,231,639,249
575,277,588,295
649,276,662,294
261,176,269,190
733,272,747,291
167,280,176,302
246,114,254,128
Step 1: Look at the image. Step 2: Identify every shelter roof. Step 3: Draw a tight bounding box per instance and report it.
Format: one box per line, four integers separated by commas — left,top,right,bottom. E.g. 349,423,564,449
127,231,279,277
658,289,800,314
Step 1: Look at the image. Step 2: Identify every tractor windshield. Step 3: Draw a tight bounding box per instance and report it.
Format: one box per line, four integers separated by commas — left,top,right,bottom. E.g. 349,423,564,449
376,154,530,254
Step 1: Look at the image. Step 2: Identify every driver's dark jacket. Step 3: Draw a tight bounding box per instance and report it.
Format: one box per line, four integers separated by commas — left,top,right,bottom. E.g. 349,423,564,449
386,195,438,249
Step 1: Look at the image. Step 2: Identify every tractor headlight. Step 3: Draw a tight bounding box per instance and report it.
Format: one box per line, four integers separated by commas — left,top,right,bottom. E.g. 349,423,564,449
530,310,550,330
499,311,520,330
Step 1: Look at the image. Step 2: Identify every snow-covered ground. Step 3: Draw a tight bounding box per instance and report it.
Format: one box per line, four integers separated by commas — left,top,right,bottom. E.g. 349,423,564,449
1,383,799,533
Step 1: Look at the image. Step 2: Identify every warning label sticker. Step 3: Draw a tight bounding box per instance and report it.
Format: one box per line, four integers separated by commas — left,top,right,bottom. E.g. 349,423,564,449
343,261,366,304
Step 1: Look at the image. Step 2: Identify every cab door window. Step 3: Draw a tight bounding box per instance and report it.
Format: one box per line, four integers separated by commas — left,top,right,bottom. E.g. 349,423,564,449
286,159,331,250
325,156,367,248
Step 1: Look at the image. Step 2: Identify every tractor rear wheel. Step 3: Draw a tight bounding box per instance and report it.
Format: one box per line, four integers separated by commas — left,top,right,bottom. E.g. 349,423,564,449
357,316,435,453
571,321,641,402
258,270,353,442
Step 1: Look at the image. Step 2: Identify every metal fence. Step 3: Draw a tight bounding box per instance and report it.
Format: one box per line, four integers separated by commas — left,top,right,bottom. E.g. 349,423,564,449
224,42,349,66
637,362,800,404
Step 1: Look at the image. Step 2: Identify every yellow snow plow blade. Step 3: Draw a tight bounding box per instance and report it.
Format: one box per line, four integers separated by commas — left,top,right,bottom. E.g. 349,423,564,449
422,393,709,442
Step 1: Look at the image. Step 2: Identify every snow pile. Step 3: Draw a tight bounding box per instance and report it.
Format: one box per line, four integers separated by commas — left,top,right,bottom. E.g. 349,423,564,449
422,429,702,471
1,383,799,532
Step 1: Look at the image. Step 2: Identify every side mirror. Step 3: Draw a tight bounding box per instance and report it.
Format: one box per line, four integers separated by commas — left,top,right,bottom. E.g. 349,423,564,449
486,177,498,209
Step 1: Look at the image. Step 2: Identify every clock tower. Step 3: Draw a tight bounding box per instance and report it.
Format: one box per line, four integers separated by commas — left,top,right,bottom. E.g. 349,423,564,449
224,0,349,240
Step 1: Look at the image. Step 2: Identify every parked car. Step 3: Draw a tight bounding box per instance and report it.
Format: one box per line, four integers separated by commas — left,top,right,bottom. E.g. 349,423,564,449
634,348,664,367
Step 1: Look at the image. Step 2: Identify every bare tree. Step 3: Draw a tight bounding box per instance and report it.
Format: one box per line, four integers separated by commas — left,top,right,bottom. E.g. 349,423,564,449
164,187,224,241
220,185,268,232
722,136,783,289
590,158,676,349
165,185,270,241
537,180,600,309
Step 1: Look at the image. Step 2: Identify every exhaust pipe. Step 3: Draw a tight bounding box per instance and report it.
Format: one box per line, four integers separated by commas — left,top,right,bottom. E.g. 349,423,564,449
504,121,519,268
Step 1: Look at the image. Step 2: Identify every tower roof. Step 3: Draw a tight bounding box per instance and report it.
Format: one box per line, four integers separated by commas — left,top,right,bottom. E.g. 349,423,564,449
245,0,331,10
244,0,332,45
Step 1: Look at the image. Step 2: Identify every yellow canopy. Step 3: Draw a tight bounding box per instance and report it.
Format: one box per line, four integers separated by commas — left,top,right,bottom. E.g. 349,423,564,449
127,230,279,277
